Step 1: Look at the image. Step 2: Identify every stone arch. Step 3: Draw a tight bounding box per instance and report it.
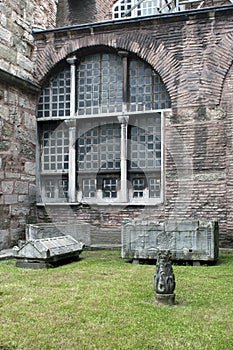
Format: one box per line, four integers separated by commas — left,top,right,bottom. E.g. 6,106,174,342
34,31,181,104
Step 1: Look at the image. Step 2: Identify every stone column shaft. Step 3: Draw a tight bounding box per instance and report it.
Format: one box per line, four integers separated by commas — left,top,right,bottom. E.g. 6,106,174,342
118,115,129,202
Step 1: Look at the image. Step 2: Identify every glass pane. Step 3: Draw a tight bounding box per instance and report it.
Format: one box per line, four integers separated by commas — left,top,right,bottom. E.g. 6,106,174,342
83,179,96,198
129,115,161,170
41,124,69,172
129,59,170,112
37,67,71,118
77,123,121,171
77,54,123,115
103,178,118,198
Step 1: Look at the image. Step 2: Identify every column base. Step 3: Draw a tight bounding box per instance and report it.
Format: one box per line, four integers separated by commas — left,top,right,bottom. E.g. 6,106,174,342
156,293,176,305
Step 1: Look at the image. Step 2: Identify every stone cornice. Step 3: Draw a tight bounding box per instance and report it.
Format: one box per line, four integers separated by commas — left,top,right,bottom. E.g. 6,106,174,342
0,68,41,94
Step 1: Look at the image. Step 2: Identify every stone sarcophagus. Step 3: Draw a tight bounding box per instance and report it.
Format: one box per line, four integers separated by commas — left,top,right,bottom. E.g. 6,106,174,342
15,235,84,269
26,222,91,247
121,220,219,263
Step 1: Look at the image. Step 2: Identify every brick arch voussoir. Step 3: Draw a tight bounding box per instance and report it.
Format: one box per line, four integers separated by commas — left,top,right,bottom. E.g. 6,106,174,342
202,32,233,105
36,32,181,101
218,32,233,105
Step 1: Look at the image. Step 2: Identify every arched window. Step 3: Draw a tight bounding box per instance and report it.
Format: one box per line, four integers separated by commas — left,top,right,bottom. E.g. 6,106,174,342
37,52,171,205
112,0,182,19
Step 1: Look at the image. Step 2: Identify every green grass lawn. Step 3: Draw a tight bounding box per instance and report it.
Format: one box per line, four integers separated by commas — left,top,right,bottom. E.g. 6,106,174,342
0,251,232,350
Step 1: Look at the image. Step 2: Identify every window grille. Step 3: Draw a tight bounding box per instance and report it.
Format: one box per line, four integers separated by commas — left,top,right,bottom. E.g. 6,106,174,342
133,178,145,197
83,179,96,198
77,54,123,115
78,123,121,171
129,59,170,112
129,115,161,170
43,177,68,201
42,125,69,173
112,0,180,19
103,178,118,198
38,52,169,204
37,55,170,119
58,179,68,198
37,67,71,118
149,176,161,198
45,179,55,199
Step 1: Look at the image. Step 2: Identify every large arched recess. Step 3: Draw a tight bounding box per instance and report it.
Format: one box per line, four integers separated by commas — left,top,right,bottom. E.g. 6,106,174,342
34,32,180,104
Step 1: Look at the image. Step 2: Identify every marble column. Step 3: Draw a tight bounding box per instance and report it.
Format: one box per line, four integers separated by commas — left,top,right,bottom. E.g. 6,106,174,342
118,115,129,202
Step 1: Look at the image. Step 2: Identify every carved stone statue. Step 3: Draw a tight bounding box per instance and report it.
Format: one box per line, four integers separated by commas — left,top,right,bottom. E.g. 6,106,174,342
154,250,176,305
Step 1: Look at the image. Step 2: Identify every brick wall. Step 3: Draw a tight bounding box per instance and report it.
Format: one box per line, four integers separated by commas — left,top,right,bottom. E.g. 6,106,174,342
33,6,233,248
56,0,116,26
56,0,231,26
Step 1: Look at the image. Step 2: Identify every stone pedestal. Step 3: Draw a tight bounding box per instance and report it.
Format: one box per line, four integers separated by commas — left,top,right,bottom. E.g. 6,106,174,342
154,250,176,306
156,293,175,306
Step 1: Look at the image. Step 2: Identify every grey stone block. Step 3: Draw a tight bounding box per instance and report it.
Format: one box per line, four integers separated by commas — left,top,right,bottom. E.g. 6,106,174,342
121,220,219,263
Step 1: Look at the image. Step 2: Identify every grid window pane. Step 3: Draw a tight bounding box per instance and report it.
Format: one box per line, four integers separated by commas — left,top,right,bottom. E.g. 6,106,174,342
113,0,179,19
42,125,69,172
149,176,161,198
58,179,68,198
103,179,118,198
45,179,55,198
129,59,171,112
37,67,71,118
129,115,161,169
77,54,123,115
83,179,96,198
78,123,121,171
42,176,68,201
133,178,144,198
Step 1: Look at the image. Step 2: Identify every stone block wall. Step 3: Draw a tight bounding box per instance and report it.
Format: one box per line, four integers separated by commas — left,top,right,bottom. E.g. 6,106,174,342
0,0,58,250
0,0,34,81
0,82,38,250
33,0,58,29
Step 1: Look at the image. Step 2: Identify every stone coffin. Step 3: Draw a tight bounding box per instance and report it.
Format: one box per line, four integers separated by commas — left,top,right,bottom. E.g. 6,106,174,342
26,222,91,247
121,220,219,263
15,235,84,269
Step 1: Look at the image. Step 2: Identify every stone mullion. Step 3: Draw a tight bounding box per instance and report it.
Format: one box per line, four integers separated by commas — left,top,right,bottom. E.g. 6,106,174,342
65,120,77,203
67,56,77,118
66,56,78,202
118,116,129,202
117,51,129,202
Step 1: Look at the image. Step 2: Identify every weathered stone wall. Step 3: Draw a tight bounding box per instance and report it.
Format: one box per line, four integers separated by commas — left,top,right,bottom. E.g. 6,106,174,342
33,0,58,29
0,82,38,250
0,0,58,250
0,0,34,81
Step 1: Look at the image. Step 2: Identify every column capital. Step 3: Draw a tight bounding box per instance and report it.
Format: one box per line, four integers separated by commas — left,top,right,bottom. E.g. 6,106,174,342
66,55,77,65
64,119,77,128
118,50,129,58
117,115,129,124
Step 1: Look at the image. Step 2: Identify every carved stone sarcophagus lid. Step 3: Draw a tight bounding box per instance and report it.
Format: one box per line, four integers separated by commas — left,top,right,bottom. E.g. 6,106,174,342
15,235,84,269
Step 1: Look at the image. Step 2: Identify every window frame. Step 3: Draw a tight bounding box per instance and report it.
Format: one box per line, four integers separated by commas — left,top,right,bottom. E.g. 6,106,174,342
112,0,183,19
37,52,170,206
